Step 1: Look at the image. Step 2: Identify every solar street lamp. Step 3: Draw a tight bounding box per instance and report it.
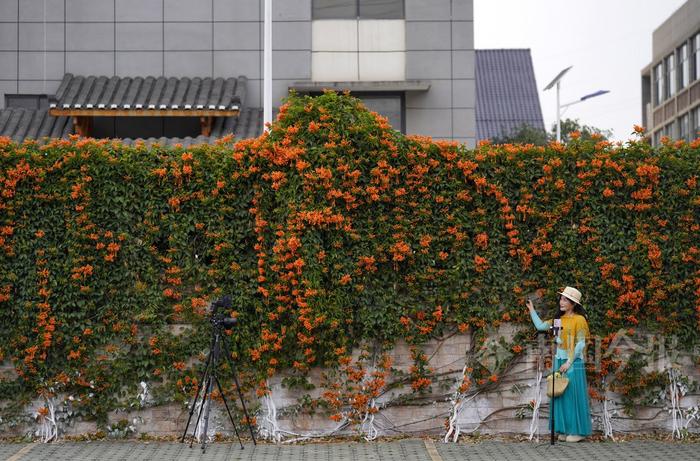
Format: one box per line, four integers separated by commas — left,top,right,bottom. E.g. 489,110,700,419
544,67,610,142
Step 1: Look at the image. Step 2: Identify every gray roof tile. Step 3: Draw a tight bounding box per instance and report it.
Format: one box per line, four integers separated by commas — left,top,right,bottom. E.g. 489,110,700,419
50,74,246,112
0,108,71,142
476,49,545,141
0,106,262,146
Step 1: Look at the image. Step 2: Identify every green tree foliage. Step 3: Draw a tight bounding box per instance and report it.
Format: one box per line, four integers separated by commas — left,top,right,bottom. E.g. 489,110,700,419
492,118,613,145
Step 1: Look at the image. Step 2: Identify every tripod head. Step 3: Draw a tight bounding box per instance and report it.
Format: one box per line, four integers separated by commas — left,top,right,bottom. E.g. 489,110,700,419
210,295,237,329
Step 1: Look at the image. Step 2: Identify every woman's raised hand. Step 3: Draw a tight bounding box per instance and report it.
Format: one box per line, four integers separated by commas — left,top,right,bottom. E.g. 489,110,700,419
526,298,534,312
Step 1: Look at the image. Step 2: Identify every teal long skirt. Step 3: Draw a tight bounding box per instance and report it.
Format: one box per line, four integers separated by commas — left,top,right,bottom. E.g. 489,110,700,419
549,357,592,436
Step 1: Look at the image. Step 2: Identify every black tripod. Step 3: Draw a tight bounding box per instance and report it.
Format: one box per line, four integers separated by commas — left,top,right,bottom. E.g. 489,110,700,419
548,319,562,445
181,305,257,452
534,320,562,446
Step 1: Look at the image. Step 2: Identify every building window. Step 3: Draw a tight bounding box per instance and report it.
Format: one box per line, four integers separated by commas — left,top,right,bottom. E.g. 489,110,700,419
679,113,689,141
678,43,689,89
664,121,675,139
654,63,664,105
653,130,662,146
692,106,700,139
694,33,700,82
664,53,676,99
312,0,404,19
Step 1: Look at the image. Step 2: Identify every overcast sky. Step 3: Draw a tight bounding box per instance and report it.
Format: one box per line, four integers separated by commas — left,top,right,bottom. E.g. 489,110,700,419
474,0,687,141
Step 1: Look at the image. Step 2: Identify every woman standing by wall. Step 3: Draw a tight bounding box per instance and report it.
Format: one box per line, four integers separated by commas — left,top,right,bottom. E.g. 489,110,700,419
527,286,593,442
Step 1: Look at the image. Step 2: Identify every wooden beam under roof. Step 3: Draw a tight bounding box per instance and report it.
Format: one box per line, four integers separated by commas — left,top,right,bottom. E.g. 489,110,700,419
49,108,240,117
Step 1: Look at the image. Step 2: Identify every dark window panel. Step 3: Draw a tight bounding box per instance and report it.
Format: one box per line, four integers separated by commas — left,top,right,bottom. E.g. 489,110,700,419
359,0,404,19
313,0,357,19
358,94,403,132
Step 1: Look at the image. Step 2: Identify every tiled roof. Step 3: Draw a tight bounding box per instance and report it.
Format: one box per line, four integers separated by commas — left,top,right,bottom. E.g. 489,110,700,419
51,74,247,111
0,107,72,142
476,49,545,141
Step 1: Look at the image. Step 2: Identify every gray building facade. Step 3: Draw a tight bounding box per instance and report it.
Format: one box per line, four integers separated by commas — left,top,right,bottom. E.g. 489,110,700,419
641,0,700,145
0,0,476,145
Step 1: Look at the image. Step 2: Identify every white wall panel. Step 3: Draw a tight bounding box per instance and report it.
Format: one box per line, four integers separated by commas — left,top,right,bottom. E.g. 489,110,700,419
358,20,405,52
312,52,358,81
312,20,358,52
359,52,404,81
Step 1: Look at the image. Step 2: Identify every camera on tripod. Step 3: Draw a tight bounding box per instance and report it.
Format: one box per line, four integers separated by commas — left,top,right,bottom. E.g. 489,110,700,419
210,295,237,329
181,294,256,451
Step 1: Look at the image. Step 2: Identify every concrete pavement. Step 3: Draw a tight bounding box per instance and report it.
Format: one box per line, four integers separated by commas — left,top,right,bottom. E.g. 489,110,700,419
1,438,699,461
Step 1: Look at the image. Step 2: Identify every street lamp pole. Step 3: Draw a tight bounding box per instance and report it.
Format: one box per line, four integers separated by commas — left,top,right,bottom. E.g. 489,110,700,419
544,66,572,143
264,0,272,131
556,79,561,142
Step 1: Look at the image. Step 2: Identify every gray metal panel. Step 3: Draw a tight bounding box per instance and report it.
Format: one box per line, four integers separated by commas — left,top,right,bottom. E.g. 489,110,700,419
116,0,162,21
214,0,259,21
405,0,451,20
67,0,114,21
271,51,310,80
164,0,212,22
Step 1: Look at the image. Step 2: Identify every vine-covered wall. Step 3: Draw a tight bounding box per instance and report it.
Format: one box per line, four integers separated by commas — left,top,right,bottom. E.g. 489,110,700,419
1,92,699,435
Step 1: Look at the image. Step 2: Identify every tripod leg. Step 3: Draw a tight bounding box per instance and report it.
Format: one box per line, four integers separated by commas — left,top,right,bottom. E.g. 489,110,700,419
223,337,257,445
181,347,214,444
190,375,210,449
550,341,557,445
214,376,244,449
199,375,216,452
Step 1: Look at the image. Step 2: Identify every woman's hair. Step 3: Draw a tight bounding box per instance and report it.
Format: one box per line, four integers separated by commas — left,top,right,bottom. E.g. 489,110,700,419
555,295,588,320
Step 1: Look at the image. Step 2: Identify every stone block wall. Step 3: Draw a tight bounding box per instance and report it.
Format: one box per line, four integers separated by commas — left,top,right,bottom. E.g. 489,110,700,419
1,327,698,441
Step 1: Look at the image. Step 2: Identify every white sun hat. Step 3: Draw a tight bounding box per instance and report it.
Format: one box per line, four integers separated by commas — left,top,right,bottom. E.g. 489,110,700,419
558,286,582,305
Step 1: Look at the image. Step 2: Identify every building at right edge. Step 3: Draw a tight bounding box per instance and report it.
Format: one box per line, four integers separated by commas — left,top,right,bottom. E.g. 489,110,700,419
641,0,700,145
